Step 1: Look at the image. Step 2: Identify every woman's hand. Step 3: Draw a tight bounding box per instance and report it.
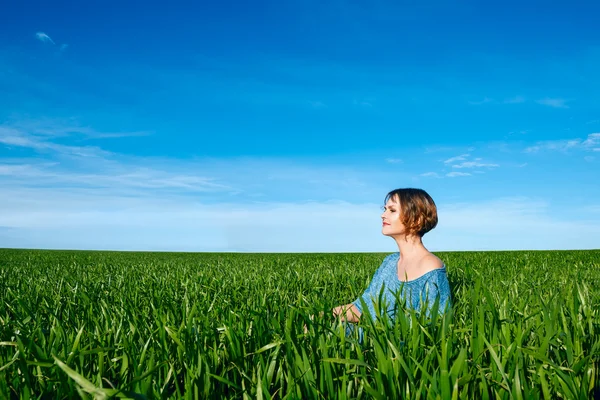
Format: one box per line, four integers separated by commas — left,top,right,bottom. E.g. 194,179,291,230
303,305,360,334
332,304,361,323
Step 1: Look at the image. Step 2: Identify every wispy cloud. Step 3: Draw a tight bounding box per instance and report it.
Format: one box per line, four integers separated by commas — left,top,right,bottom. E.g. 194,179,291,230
85,131,151,139
525,139,579,153
536,97,570,108
353,98,374,107
0,126,114,158
465,95,573,109
452,159,499,169
468,97,493,105
524,133,600,153
469,96,527,106
0,120,400,203
0,120,237,194
0,162,57,176
446,172,471,177
443,153,470,164
34,31,67,52
582,133,600,147
0,188,386,252
2,117,598,251
4,118,152,140
434,197,600,251
420,172,440,178
35,32,55,45
385,158,402,164
3,188,598,252
503,96,526,104
431,153,498,178
0,120,396,252
0,161,232,193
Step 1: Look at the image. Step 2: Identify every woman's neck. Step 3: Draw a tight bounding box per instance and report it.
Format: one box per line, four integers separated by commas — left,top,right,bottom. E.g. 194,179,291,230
394,235,427,261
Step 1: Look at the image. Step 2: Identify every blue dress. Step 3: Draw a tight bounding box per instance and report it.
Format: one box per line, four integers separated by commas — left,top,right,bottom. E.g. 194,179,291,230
351,252,451,324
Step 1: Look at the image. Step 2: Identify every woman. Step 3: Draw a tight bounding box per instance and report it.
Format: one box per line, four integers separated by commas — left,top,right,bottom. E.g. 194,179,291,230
333,188,451,328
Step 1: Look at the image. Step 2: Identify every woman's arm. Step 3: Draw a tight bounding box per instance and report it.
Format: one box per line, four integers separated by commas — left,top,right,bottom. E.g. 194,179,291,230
332,303,361,323
304,304,361,334
331,255,392,325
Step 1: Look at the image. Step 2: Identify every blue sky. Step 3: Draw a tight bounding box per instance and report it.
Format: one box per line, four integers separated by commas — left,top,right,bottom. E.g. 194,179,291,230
1,0,599,252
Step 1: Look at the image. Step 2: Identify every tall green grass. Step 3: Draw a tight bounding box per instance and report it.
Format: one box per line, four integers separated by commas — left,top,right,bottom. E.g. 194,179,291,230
1,249,598,398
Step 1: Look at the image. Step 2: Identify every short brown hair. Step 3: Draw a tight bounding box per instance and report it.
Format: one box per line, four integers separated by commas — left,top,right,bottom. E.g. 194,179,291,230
385,188,438,237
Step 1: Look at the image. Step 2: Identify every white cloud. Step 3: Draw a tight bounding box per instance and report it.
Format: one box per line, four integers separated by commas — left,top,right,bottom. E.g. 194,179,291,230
431,198,600,251
452,161,499,169
86,131,150,139
525,133,600,153
2,120,599,252
0,161,232,193
536,97,570,108
354,98,374,107
420,172,440,178
582,133,600,147
0,126,113,158
0,120,406,205
0,162,55,176
443,153,470,164
584,156,595,162
385,158,402,164
5,118,151,139
503,96,526,104
0,122,239,195
424,146,475,154
34,32,68,52
468,96,526,106
0,120,153,160
35,32,55,45
446,172,471,177
468,97,493,105
2,190,598,252
0,189,386,252
525,140,579,153
430,154,498,178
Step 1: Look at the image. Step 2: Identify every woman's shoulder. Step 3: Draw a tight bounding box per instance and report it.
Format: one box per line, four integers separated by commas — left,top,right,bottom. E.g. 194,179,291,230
383,252,400,262
378,252,400,270
373,253,400,277
408,254,447,285
419,253,445,271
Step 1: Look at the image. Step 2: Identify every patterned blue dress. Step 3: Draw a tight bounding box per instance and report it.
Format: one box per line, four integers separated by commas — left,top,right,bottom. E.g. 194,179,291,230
350,252,451,330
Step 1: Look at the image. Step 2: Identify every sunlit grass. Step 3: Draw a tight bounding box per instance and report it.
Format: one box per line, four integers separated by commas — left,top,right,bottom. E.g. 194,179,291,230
0,249,599,398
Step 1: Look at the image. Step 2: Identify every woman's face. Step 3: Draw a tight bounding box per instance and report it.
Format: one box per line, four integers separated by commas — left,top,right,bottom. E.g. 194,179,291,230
381,196,405,236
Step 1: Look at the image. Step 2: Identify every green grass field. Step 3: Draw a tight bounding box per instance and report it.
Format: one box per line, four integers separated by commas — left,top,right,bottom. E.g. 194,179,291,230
1,249,599,399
